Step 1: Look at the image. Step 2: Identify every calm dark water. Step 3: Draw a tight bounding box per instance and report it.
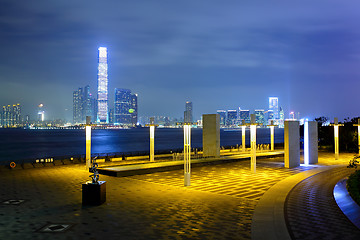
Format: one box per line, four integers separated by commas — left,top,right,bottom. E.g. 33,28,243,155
0,128,284,163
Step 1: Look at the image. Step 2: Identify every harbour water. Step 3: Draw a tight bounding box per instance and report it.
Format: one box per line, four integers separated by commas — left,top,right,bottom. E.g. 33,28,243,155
0,128,284,164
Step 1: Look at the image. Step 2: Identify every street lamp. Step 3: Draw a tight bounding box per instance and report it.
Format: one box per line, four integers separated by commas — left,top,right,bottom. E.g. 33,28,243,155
184,123,191,186
268,120,277,151
239,120,247,152
330,117,343,160
146,117,158,162
353,119,360,155
250,114,260,173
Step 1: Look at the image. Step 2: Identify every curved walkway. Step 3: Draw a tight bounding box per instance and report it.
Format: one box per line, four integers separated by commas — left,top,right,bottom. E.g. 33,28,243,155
285,166,360,240
251,165,335,240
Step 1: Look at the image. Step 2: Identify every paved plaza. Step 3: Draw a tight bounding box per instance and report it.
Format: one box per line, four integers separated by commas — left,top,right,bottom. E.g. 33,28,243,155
0,152,359,239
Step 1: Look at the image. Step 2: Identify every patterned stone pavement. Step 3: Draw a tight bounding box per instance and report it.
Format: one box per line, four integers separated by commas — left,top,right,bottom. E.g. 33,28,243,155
285,166,360,240
0,152,358,239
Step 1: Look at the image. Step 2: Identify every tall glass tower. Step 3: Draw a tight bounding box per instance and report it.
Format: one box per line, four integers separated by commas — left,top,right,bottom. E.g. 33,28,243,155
269,97,279,119
97,47,109,123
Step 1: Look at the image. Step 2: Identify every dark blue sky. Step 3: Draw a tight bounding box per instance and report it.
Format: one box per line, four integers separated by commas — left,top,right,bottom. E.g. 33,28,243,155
1,0,360,121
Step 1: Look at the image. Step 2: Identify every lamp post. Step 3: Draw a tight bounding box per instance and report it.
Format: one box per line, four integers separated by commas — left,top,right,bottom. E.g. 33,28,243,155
250,114,259,173
330,117,343,160
268,120,277,151
353,119,360,155
146,117,158,162
239,120,247,152
85,116,92,170
184,123,191,186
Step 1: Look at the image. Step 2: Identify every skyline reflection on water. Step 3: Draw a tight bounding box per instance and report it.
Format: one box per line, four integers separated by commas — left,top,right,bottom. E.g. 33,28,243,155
0,128,284,163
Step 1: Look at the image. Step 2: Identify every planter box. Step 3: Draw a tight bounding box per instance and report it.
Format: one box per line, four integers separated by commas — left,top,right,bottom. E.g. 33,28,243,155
82,181,106,205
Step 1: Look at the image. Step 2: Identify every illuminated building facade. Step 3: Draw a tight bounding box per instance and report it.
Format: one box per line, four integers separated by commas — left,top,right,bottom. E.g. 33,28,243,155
184,101,193,123
269,97,279,119
73,85,96,124
114,88,138,126
239,110,250,123
227,110,237,126
1,104,21,127
38,104,45,122
254,109,265,125
130,94,138,125
216,110,227,126
97,47,109,124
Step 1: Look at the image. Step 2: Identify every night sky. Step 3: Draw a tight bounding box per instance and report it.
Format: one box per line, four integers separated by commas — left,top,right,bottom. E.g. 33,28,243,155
1,0,360,122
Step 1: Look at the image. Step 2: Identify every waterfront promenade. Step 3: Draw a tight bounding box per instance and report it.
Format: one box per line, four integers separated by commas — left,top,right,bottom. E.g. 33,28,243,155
0,151,359,239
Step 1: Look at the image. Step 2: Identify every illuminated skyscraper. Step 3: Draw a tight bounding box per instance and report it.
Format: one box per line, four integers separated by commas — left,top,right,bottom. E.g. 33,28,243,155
97,47,109,123
130,94,138,125
227,110,237,126
269,97,279,119
239,110,250,123
217,110,227,126
38,104,45,122
114,89,138,126
184,101,193,123
254,109,265,125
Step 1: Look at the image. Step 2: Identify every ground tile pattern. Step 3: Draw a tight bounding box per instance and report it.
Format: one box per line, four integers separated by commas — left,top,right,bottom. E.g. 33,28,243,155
130,157,314,201
285,166,360,240
0,161,265,239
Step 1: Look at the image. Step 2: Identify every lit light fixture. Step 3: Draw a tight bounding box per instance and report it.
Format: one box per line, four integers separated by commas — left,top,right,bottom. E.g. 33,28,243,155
184,123,191,186
86,125,91,170
353,119,360,155
330,117,343,160
268,120,277,151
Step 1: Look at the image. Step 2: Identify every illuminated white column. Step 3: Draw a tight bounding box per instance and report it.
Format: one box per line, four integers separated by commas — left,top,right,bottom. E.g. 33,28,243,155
184,124,191,186
250,114,257,173
242,126,246,152
150,125,155,162
304,121,309,165
86,126,91,170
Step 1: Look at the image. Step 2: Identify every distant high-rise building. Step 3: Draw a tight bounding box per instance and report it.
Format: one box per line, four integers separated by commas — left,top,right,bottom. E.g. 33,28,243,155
254,109,265,125
38,104,45,122
97,47,109,124
279,107,285,128
227,110,237,126
130,94,138,126
269,97,279,119
1,104,21,127
114,88,138,126
73,88,83,124
184,101,193,123
73,86,97,124
239,110,250,123
289,111,295,120
266,110,274,125
109,108,114,124
217,110,227,126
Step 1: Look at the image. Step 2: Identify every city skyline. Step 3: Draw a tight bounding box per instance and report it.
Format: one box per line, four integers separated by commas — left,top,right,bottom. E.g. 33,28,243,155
1,1,360,121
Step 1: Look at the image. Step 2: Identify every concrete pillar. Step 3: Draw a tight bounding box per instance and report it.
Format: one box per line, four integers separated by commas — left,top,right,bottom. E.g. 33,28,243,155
284,121,300,168
203,114,220,158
